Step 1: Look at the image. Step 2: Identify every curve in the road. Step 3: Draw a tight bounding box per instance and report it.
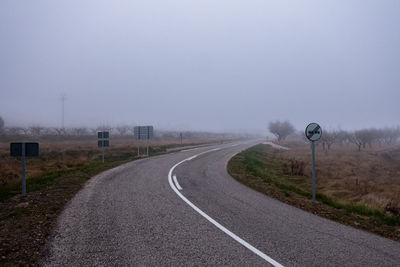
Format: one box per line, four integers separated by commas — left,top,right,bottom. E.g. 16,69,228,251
168,147,284,267
41,141,400,266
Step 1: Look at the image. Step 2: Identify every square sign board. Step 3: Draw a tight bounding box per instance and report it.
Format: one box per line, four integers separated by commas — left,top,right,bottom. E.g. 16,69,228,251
134,126,153,140
98,131,109,139
98,140,110,147
10,142,40,157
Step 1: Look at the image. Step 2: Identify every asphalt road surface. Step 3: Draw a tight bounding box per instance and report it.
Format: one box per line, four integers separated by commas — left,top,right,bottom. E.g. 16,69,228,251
41,141,400,266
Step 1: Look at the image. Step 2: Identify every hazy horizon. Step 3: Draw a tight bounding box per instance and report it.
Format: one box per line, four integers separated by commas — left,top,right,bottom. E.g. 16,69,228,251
1,1,399,134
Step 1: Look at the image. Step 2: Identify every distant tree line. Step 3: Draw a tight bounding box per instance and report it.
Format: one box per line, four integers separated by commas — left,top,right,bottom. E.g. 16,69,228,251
268,120,400,151
321,127,400,151
0,118,242,141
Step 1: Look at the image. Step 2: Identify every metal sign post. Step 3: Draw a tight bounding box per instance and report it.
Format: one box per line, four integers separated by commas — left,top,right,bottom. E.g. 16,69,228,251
146,138,149,157
10,142,40,196
311,140,316,202
305,123,322,202
134,127,140,156
21,144,26,196
102,143,104,163
98,131,110,163
134,126,153,157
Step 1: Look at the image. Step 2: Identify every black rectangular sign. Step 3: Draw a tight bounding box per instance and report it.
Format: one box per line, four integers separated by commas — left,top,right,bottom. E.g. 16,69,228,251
98,140,110,147
10,143,23,157
25,143,39,157
98,131,109,139
10,142,39,157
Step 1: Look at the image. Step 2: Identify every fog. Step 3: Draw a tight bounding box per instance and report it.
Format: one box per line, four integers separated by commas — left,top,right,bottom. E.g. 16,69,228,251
1,0,399,133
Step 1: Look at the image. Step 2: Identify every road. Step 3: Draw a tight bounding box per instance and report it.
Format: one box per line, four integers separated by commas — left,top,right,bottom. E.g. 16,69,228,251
41,141,400,266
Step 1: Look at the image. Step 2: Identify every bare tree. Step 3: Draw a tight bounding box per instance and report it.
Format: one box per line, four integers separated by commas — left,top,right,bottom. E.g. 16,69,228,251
41,127,56,136
54,127,66,136
20,127,30,135
268,120,295,142
349,129,378,151
70,127,88,136
381,127,400,144
116,125,130,136
349,131,364,151
6,126,23,136
89,128,98,135
29,125,44,136
96,125,113,134
320,130,339,150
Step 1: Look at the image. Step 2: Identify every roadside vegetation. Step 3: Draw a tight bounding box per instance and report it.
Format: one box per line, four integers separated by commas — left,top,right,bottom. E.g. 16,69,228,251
0,125,235,266
228,144,400,242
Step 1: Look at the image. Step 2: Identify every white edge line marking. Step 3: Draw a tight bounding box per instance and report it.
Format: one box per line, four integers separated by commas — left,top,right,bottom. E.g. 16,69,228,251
173,175,183,190
181,148,199,152
168,147,284,267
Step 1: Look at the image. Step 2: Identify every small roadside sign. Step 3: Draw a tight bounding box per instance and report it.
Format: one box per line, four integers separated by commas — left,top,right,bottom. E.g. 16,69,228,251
10,143,23,157
134,126,153,140
98,140,110,147
97,131,110,163
10,142,40,196
134,126,154,157
10,142,40,157
98,131,109,140
305,123,322,141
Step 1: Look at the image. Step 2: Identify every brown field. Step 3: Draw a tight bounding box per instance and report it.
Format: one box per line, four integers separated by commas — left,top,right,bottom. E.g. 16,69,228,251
275,141,400,213
0,137,220,187
228,142,400,241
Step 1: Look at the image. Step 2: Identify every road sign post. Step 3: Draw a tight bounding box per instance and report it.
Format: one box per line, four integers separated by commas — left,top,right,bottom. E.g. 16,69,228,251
10,142,40,196
98,131,109,163
305,123,322,202
21,144,26,196
134,126,153,157
311,140,316,202
146,138,149,157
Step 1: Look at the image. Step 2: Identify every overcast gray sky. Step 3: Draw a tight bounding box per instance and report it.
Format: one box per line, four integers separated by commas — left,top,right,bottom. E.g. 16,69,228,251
0,0,399,133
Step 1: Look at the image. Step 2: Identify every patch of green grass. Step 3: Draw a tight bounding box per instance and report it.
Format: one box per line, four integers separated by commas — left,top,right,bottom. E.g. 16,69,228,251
228,144,400,240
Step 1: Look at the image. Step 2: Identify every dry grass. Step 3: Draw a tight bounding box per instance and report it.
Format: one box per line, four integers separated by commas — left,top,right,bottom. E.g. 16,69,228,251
228,143,400,241
277,142,400,213
0,137,217,187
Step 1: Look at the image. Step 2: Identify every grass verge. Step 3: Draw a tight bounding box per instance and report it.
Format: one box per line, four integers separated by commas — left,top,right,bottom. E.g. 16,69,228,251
227,144,400,241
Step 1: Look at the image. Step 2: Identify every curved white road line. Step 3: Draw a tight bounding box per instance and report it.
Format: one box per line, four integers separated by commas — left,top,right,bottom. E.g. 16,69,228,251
168,147,284,267
173,175,183,190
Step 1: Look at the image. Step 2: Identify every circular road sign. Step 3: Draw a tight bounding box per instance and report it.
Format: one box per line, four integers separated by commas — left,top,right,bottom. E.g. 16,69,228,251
305,123,322,141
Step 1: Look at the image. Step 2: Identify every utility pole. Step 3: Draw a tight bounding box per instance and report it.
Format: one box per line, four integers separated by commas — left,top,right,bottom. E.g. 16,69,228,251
61,94,66,130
